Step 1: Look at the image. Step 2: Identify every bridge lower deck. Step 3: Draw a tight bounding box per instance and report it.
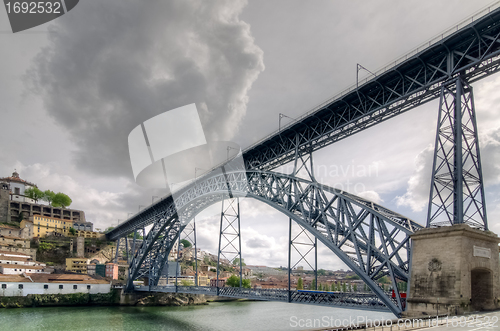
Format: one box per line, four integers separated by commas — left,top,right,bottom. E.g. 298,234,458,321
134,286,394,312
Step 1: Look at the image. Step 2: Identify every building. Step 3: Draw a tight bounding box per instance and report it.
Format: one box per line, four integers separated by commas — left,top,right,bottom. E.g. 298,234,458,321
0,251,51,275
72,221,93,232
0,171,37,203
74,230,102,239
0,225,35,259
0,264,48,275
87,263,96,276
96,264,106,277
0,171,87,224
30,215,73,237
66,258,89,273
210,277,226,287
105,263,118,280
0,273,111,296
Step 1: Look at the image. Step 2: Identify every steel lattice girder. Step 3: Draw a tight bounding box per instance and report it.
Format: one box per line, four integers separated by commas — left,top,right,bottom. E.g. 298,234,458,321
138,286,389,312
242,7,500,172
107,7,500,243
427,77,487,230
124,170,422,316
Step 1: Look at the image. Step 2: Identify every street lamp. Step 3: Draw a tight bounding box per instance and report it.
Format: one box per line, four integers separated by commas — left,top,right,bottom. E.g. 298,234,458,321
152,196,159,204
226,146,238,161
138,205,145,212
279,113,296,132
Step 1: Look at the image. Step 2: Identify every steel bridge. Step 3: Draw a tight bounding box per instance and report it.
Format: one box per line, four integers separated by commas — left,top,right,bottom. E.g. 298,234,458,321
107,4,500,317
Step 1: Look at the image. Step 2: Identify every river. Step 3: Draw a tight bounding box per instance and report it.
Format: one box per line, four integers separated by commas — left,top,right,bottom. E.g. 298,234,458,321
0,301,395,331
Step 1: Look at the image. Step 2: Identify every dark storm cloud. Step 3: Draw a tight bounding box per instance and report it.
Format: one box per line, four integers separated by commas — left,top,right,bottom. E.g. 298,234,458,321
27,0,264,179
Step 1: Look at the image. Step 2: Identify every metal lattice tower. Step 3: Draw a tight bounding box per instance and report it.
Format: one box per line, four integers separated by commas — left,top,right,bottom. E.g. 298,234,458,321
288,221,317,295
217,198,243,291
427,76,488,230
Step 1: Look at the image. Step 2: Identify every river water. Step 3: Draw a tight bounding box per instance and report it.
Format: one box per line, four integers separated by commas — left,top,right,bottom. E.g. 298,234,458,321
0,301,395,331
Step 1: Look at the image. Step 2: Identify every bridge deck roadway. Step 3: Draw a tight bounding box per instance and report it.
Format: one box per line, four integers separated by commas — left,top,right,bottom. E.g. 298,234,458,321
134,286,392,313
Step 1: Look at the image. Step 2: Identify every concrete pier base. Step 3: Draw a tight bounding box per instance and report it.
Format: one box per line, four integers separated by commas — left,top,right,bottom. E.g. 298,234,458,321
405,224,499,316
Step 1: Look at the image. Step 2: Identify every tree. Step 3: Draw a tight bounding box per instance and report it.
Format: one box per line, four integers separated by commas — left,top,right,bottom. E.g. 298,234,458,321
43,190,56,205
232,258,246,266
342,282,346,292
242,279,251,289
69,227,76,236
331,282,335,292
24,187,44,203
353,284,358,292
226,275,241,287
105,227,115,233
52,192,72,208
297,277,303,290
311,279,316,290
180,239,192,248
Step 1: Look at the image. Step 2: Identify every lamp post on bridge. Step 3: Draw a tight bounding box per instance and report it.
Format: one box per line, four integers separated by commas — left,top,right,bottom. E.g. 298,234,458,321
279,113,296,132
152,196,159,204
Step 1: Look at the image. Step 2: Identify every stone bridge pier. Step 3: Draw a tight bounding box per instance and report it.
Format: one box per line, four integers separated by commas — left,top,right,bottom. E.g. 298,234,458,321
406,224,500,316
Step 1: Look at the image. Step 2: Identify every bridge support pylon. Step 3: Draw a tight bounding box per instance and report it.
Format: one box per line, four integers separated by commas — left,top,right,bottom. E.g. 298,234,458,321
217,197,243,293
427,76,487,230
406,224,499,316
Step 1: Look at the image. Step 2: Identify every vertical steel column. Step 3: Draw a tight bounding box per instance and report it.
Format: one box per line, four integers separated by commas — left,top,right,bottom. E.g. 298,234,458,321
216,200,223,296
314,237,318,291
114,237,120,264
427,76,488,230
237,201,242,288
288,218,292,302
454,79,464,224
194,218,198,287
125,235,129,264
175,231,181,292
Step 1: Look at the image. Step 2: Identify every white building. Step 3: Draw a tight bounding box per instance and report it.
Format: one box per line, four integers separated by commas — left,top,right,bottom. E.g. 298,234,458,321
0,273,111,296
0,171,37,203
0,250,50,275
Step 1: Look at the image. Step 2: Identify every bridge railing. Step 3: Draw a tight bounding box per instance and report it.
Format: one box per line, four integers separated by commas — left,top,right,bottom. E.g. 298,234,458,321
138,285,391,311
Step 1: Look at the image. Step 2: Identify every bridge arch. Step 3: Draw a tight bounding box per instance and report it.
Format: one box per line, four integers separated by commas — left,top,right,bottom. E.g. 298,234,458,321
126,170,423,316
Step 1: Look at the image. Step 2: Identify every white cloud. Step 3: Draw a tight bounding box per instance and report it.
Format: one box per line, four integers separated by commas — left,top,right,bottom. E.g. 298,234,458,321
395,145,434,212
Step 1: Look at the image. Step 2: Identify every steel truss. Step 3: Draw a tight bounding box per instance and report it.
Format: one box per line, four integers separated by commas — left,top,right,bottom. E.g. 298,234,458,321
217,198,243,290
175,218,198,285
242,8,500,171
138,285,388,312
107,6,500,243
427,76,487,230
125,169,422,316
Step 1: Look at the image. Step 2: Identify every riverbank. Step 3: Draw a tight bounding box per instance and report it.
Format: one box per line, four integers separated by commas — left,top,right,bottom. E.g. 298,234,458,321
0,289,208,308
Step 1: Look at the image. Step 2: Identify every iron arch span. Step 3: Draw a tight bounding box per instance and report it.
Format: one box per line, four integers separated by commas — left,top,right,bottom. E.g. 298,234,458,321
126,169,423,316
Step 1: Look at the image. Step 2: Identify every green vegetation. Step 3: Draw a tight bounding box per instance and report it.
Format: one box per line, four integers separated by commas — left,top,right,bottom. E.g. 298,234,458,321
226,275,251,288
311,279,316,290
180,280,192,286
37,242,57,252
24,187,44,203
52,192,72,208
42,190,56,205
297,277,303,290
180,239,192,248
232,258,246,266
0,290,120,308
24,188,72,208
346,274,360,280
69,227,76,236
0,222,20,228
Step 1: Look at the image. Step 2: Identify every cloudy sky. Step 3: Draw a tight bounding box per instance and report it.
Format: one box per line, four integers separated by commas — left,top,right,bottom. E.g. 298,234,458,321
1,0,500,270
